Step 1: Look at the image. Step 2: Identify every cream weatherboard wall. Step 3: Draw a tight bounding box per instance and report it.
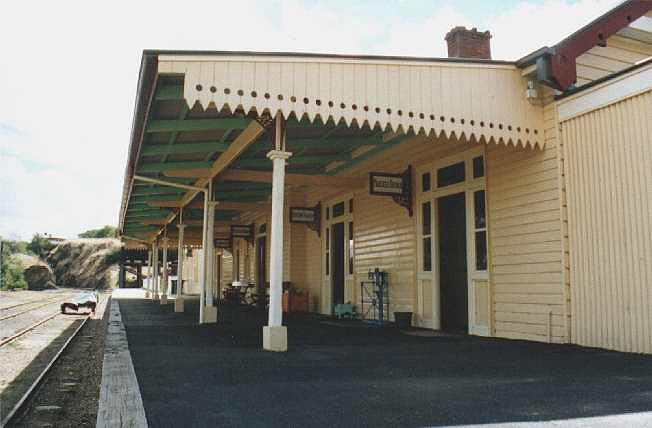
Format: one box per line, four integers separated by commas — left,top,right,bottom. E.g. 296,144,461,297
288,128,568,343
176,129,569,343
486,99,568,344
558,76,652,354
298,134,467,318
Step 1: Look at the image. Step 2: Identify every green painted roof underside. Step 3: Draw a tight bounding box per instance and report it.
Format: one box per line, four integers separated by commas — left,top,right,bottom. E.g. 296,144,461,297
123,75,412,239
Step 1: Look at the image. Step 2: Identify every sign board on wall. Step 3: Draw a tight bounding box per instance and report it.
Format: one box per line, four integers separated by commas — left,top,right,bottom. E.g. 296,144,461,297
369,173,404,196
290,207,317,223
368,165,413,216
289,202,321,236
214,238,232,249
231,224,254,242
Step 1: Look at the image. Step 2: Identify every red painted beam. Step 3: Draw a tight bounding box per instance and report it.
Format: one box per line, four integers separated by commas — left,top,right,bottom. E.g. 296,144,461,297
550,0,652,90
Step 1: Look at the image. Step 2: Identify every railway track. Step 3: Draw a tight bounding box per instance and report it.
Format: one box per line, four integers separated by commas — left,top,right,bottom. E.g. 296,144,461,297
0,312,62,347
0,292,101,427
0,298,48,311
0,294,72,321
0,313,90,427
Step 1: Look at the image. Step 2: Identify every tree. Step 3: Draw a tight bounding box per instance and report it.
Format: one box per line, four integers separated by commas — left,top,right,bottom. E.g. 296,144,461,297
1,237,27,289
0,255,27,290
0,237,28,255
78,225,118,238
26,234,55,259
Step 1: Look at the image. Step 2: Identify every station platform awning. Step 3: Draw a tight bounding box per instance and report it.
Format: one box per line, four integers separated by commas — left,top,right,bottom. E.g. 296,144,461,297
119,50,544,245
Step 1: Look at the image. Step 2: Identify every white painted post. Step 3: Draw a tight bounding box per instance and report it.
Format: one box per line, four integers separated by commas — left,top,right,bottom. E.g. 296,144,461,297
152,241,160,301
199,186,218,324
145,250,152,298
263,113,291,352
198,192,208,323
206,202,215,304
175,224,186,313
203,196,218,323
160,237,169,304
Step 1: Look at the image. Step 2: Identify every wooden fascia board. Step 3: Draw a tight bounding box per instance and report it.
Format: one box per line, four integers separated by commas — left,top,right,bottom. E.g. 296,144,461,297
550,0,652,90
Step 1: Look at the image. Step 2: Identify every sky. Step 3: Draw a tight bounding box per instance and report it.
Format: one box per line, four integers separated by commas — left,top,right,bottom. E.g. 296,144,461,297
0,0,623,241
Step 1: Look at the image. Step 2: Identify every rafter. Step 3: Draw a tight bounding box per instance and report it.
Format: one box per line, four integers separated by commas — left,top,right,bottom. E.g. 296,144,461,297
155,85,183,101
153,120,267,236
142,141,230,157
137,161,213,173
233,154,347,168
163,168,364,187
146,118,251,133
140,219,169,226
327,133,414,175
131,186,188,196
131,194,185,202
149,200,270,212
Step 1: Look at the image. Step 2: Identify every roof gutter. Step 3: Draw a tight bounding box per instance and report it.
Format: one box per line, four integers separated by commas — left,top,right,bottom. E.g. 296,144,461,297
118,52,160,238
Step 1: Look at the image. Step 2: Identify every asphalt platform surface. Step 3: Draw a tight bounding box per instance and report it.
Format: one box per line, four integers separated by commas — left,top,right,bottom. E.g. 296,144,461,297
117,298,652,427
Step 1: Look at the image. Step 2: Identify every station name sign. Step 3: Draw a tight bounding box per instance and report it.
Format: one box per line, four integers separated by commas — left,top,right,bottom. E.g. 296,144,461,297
290,207,317,223
369,166,413,217
231,224,254,242
214,238,232,249
289,203,321,236
369,173,404,196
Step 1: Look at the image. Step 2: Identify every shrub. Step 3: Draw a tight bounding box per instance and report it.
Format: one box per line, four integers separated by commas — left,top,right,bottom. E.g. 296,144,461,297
79,226,118,238
26,234,56,259
1,256,27,290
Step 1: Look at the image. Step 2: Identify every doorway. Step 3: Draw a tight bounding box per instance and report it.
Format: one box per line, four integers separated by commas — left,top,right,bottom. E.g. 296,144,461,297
256,236,266,295
438,192,468,333
331,222,345,307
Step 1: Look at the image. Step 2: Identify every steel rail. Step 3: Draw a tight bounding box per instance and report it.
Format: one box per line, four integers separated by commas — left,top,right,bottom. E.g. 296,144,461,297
0,298,45,311
0,292,77,312
0,314,91,427
0,297,71,322
0,312,61,347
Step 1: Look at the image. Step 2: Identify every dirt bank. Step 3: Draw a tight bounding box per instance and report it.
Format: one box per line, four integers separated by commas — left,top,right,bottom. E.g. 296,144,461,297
47,239,120,289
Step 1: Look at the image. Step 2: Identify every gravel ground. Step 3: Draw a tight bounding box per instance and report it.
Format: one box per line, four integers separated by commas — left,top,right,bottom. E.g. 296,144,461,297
6,293,110,428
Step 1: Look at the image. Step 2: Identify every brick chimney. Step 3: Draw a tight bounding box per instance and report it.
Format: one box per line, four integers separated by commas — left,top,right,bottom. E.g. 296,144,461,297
445,26,492,60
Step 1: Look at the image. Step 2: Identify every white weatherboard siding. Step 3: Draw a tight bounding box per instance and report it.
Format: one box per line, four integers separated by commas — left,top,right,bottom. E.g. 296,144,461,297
559,86,652,354
487,100,567,344
158,55,544,149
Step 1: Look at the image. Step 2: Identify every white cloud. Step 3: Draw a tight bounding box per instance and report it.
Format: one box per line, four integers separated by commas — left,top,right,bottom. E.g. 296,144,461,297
0,0,627,240
376,4,472,57
0,154,120,240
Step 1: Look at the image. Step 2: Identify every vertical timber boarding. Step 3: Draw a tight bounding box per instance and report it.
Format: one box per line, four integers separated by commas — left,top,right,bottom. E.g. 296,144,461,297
559,89,652,354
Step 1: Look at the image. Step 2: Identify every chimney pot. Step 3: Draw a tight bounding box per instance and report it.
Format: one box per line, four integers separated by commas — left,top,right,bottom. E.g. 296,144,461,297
445,26,492,60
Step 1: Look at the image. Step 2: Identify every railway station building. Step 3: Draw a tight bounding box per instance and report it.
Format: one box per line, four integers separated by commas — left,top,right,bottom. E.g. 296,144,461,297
119,1,652,354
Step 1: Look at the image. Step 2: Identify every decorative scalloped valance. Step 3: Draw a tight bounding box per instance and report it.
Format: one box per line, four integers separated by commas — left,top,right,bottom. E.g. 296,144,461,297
158,54,545,149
